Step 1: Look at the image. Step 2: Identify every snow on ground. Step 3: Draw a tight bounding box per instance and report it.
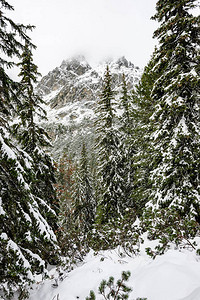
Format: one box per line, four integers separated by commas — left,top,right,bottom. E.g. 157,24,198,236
29,245,200,300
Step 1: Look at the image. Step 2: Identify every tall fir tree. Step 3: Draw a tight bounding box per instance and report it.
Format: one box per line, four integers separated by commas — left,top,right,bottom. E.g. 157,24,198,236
95,66,123,224
131,52,159,214
118,74,135,210
0,2,59,298
73,142,95,232
15,44,58,231
147,0,200,219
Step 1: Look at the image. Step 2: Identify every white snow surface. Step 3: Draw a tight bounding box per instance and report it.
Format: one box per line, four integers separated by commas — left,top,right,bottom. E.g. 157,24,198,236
29,246,200,300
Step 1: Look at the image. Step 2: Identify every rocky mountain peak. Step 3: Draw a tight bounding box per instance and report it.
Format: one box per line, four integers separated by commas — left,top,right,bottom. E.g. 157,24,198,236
116,56,136,69
36,55,142,159
60,55,91,75
37,55,142,113
38,55,142,109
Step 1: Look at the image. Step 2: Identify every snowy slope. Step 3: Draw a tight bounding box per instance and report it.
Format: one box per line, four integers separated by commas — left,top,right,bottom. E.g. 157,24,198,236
28,244,200,300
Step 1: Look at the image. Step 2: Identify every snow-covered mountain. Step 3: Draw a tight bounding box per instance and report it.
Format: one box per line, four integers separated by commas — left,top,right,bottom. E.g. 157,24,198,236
36,55,142,159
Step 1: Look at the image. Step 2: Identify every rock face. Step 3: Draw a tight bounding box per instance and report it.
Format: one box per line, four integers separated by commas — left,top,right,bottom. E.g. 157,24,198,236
36,55,142,159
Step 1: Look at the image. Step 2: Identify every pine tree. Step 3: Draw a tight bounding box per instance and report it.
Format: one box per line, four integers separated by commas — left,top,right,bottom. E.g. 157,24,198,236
131,52,159,214
73,142,95,232
86,271,132,300
147,0,200,219
15,44,58,231
95,66,123,223
118,74,135,210
0,2,59,297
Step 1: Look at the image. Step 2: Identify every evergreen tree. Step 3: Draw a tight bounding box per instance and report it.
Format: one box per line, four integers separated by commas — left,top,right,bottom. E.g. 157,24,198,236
86,271,132,300
131,52,159,214
54,149,93,261
55,153,75,225
0,2,59,297
147,0,200,219
54,153,78,257
118,74,135,210
95,66,123,223
73,142,95,232
15,44,58,231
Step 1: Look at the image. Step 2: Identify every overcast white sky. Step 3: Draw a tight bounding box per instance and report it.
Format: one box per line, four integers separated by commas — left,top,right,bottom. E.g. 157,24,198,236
8,0,158,76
